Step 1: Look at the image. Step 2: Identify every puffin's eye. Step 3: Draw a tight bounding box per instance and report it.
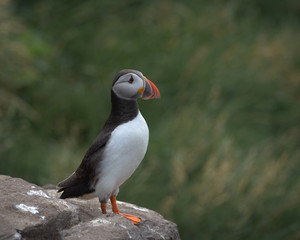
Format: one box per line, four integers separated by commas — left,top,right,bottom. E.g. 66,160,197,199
128,76,134,84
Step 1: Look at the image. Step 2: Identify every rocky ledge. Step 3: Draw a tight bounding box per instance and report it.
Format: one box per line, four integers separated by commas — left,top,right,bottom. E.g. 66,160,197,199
0,175,180,240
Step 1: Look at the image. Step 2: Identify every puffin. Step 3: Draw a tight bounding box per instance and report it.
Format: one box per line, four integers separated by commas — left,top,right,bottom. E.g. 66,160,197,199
57,69,160,225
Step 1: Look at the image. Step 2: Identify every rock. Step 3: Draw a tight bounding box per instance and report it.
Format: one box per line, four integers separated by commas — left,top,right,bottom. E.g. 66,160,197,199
0,175,180,240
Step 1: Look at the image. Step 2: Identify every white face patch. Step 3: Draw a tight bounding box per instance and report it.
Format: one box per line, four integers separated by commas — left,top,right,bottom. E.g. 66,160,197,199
112,73,144,100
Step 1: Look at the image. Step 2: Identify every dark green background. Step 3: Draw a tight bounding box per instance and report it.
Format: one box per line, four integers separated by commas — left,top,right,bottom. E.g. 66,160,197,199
1,1,300,239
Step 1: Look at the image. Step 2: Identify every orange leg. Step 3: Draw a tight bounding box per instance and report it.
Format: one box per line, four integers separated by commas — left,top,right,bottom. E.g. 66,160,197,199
110,196,141,225
100,201,107,214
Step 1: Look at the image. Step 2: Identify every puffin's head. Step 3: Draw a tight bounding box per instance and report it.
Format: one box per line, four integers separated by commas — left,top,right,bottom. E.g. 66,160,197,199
112,69,160,100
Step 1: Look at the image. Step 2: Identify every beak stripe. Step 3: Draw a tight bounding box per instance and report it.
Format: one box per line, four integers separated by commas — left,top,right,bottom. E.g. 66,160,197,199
142,77,160,100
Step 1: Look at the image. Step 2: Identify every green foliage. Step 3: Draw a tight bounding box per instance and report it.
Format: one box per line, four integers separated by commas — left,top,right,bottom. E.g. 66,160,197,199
1,0,300,239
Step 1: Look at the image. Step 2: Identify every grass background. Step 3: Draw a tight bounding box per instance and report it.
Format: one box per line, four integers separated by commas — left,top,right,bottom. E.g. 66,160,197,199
1,0,300,239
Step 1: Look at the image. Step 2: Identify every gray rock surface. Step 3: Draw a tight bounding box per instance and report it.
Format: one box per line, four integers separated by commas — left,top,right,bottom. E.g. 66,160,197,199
0,175,180,240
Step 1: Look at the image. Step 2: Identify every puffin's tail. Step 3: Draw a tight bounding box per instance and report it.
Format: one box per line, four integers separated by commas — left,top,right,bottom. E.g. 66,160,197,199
57,172,95,199
58,182,95,199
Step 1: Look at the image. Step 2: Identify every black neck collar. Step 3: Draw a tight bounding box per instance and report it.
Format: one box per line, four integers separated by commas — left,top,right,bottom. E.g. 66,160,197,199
104,90,139,127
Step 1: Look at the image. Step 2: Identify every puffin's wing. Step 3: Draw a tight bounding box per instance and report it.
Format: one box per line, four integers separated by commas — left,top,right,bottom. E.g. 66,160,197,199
57,130,111,198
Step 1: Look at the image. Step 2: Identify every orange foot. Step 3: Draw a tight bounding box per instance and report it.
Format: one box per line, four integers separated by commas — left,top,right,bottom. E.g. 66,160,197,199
110,196,141,225
119,213,141,225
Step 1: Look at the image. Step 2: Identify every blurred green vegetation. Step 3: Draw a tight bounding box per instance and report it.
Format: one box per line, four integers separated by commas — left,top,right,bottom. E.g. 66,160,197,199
1,0,300,239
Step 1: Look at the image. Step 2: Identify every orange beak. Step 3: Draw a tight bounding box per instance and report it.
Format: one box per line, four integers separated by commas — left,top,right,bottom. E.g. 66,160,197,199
142,77,160,100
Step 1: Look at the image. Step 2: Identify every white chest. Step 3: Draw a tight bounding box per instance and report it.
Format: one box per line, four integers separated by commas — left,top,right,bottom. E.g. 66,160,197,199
95,111,149,197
